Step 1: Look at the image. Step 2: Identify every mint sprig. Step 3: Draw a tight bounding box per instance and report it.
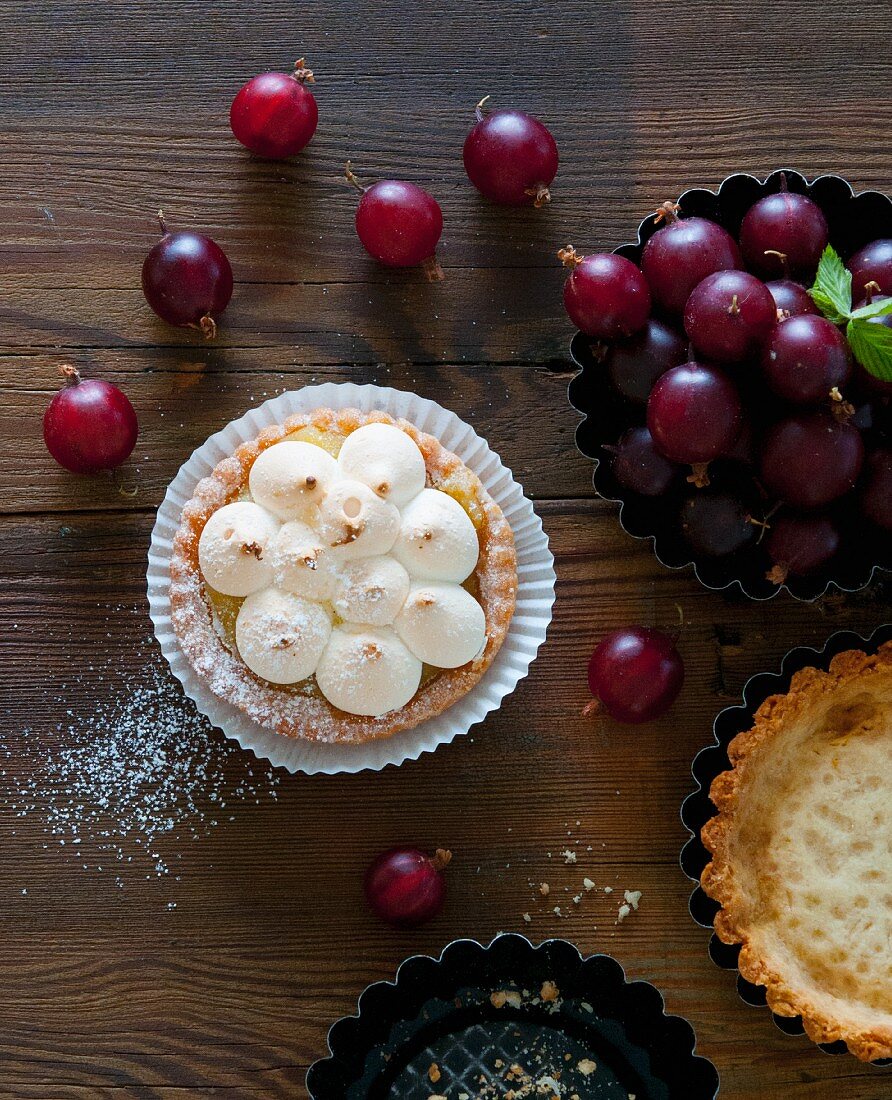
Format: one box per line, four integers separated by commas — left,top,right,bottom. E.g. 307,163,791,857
808,244,892,382
808,245,851,324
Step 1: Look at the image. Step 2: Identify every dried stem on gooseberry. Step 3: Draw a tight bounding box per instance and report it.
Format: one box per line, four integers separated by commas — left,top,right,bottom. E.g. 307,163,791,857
581,698,602,718
829,387,855,422
686,462,711,489
433,848,452,871
727,294,741,316
525,184,551,208
653,200,680,225
557,245,584,269
344,161,366,193
765,563,788,585
863,280,882,305
293,57,314,83
199,314,217,340
763,248,788,273
157,209,169,236
474,94,491,122
60,363,81,384
423,255,445,282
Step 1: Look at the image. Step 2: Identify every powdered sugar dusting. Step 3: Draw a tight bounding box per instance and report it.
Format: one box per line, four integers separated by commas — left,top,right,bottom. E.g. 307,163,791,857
1,642,281,883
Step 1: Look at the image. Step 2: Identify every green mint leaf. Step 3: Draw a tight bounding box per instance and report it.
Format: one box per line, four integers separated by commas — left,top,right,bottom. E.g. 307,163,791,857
846,317,892,383
850,296,892,321
808,244,852,325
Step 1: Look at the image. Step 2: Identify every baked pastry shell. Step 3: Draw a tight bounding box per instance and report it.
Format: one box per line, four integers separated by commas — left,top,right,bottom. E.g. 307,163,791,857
681,625,892,1064
169,407,518,745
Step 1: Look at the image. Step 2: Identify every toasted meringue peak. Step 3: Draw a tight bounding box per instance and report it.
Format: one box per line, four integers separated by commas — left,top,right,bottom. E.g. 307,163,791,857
391,488,479,582
317,479,400,560
248,441,339,521
337,423,426,506
269,520,341,601
315,624,422,716
235,588,331,684
198,501,279,597
395,582,486,668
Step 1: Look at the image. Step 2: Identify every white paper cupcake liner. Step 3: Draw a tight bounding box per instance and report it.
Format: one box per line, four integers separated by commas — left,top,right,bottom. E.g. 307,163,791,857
146,383,556,775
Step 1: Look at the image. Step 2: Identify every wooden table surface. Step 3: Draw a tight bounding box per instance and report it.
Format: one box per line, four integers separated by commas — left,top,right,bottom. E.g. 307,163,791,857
2,1,891,1097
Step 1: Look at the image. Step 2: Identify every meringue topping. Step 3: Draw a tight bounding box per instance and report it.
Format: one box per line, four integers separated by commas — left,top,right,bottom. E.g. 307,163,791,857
395,582,487,668
337,422,427,506
198,501,279,597
317,479,400,560
332,555,411,626
198,423,490,716
235,588,331,684
392,488,480,582
249,441,338,521
269,520,341,602
315,623,422,716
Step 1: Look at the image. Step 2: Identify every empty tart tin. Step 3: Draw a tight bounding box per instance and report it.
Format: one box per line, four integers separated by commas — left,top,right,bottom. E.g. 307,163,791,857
568,169,892,602
680,622,892,1063
307,932,719,1099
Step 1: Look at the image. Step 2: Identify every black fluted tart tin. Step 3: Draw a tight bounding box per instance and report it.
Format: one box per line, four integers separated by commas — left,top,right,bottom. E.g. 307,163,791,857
680,623,892,1063
307,932,719,1098
568,169,892,602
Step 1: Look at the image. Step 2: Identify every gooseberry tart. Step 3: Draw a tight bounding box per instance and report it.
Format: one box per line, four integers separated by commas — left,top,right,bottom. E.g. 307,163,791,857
701,642,892,1062
169,408,517,743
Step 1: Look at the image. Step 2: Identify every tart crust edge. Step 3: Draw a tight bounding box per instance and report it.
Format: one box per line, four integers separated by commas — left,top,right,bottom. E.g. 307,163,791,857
700,641,892,1063
168,407,519,745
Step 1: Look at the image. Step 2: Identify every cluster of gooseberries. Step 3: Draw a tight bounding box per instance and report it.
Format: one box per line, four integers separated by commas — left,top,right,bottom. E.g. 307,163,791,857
563,180,891,588
45,61,559,476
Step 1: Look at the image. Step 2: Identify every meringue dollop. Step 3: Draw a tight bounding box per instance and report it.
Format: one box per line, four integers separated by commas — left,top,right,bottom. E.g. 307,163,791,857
395,582,487,668
315,623,422,716
269,520,341,602
392,488,480,582
332,555,411,626
317,479,400,560
337,422,427,506
235,588,332,684
249,441,339,521
198,501,279,597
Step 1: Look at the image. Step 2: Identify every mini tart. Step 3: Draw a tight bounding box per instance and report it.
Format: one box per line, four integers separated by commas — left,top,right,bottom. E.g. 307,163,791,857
169,407,517,744
701,643,892,1062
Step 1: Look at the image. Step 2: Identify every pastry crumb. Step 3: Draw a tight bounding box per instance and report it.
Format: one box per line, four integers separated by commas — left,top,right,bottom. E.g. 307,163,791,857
522,912,532,923
428,1062,441,1083
539,882,550,897
562,849,577,864
583,877,595,891
578,1057,597,1075
624,889,642,910
540,980,559,1002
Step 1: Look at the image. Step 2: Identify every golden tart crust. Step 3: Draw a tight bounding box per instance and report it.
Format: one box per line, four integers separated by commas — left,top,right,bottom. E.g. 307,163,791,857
169,407,517,745
701,642,892,1062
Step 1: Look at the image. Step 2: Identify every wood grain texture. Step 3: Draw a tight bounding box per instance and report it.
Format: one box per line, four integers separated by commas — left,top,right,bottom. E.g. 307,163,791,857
0,0,891,1097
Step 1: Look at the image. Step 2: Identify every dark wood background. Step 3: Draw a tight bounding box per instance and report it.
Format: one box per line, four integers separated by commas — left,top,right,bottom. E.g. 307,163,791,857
1,1,891,1097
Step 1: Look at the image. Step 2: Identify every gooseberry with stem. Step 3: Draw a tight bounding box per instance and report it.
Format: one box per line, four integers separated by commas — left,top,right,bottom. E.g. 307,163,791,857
640,203,741,314
141,212,233,338
684,270,776,362
680,492,758,557
586,627,684,724
765,513,841,583
346,163,443,276
647,361,742,485
847,239,892,300
462,96,558,207
43,365,138,474
739,183,828,279
230,59,318,159
364,847,451,927
761,314,852,405
559,247,651,340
